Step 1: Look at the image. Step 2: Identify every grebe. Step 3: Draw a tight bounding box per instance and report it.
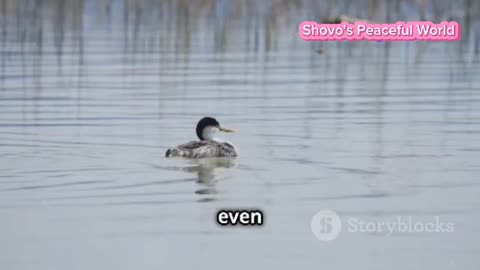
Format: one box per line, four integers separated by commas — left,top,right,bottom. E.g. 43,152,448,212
165,117,237,158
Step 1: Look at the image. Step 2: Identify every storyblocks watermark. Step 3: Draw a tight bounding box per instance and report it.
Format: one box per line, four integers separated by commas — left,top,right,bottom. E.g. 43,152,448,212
311,210,455,241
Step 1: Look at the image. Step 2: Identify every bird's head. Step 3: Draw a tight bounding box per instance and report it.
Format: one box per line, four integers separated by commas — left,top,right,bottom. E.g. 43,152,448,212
196,117,234,141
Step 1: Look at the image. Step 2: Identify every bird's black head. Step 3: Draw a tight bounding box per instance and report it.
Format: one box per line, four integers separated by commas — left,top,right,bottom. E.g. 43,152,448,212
196,117,220,140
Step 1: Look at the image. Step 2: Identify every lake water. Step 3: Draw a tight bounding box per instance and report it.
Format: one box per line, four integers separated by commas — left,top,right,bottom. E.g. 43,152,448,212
1,0,480,269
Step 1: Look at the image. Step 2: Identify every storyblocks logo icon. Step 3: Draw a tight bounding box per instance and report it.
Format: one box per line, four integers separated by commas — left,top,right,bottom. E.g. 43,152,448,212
310,210,342,241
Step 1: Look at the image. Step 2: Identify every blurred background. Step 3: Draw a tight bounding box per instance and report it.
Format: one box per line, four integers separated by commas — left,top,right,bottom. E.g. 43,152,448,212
1,0,480,269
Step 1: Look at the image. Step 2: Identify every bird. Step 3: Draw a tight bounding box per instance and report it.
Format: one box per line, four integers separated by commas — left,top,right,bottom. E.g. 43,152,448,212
165,117,237,158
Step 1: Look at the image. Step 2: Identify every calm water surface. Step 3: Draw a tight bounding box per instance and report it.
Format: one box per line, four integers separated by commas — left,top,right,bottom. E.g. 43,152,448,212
1,0,480,269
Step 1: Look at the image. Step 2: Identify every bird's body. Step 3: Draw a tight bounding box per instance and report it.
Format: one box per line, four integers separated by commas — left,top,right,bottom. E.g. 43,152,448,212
166,117,237,158
166,140,237,158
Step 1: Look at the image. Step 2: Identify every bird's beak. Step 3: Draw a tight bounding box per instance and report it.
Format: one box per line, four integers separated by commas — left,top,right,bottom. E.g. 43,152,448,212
219,126,235,133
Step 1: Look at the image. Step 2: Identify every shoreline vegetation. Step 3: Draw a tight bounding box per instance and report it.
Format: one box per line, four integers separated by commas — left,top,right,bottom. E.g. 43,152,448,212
0,0,477,60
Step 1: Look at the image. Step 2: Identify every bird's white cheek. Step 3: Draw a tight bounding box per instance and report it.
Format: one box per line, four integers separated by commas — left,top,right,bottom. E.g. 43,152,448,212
202,126,218,140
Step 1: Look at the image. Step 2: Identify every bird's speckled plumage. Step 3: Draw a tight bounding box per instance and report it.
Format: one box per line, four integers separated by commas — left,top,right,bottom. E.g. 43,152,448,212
166,140,237,158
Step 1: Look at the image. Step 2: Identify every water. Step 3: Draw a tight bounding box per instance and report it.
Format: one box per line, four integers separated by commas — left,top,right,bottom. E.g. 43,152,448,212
1,0,480,269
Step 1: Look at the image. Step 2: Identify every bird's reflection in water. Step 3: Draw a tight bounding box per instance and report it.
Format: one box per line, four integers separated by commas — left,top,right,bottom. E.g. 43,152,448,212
181,158,236,201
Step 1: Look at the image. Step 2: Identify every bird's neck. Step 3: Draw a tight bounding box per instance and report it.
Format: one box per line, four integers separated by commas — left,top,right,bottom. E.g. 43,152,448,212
208,137,227,143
